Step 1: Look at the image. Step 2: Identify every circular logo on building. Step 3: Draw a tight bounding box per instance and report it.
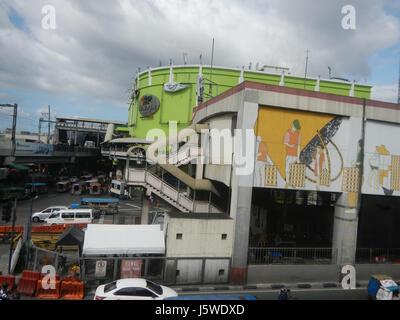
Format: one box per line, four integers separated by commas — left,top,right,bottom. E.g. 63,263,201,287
139,95,160,117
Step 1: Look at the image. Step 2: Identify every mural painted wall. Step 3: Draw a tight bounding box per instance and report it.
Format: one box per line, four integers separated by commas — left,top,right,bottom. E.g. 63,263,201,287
254,106,400,197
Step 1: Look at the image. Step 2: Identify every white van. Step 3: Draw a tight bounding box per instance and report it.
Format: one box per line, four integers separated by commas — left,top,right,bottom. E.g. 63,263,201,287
44,208,93,225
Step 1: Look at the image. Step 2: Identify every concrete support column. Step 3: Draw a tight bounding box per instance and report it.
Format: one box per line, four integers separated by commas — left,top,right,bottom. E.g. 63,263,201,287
141,195,150,225
332,192,359,266
195,162,203,180
229,100,259,285
230,184,253,285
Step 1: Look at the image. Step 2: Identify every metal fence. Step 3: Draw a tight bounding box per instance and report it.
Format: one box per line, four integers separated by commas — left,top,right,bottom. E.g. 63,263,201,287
248,247,337,265
355,248,400,264
79,256,231,287
30,246,60,273
28,246,81,278
80,256,165,288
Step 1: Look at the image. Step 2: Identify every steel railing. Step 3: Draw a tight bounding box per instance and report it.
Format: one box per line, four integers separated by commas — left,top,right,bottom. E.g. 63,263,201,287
248,247,338,265
355,248,400,264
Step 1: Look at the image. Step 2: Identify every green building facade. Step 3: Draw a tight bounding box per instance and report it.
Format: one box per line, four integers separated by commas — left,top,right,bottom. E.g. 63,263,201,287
128,65,371,138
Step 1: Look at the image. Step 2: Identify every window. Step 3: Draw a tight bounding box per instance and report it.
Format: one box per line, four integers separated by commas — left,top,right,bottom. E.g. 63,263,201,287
221,234,227,240
114,287,137,296
176,233,183,240
135,289,155,297
219,269,225,276
146,280,163,295
48,212,60,219
42,209,52,213
104,281,117,293
62,212,75,219
76,212,91,218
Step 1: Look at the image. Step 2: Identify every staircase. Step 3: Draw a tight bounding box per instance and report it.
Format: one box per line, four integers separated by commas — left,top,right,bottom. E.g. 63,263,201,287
166,144,203,167
125,167,223,213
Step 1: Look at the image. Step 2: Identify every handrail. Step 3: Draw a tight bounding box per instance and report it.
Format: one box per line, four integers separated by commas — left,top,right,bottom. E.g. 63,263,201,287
127,167,223,213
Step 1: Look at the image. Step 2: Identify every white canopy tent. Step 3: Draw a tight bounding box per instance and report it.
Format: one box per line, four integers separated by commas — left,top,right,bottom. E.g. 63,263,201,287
82,224,165,256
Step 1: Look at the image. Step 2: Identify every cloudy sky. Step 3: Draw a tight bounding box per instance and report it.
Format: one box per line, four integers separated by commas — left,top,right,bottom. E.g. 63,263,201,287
0,0,399,133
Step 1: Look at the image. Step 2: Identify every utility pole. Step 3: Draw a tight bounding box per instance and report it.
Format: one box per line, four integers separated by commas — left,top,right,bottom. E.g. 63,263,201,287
397,57,400,105
0,103,17,157
38,118,42,142
48,105,51,144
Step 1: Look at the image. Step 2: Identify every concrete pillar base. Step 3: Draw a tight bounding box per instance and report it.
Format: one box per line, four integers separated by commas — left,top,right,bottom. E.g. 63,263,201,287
141,196,150,225
230,268,247,285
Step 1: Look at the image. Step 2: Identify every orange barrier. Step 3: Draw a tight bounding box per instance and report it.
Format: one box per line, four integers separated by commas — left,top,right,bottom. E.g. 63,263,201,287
39,273,60,281
21,270,40,281
59,281,84,300
30,224,88,234
0,275,15,290
31,226,51,233
0,226,24,233
35,279,60,299
49,224,64,233
16,278,37,297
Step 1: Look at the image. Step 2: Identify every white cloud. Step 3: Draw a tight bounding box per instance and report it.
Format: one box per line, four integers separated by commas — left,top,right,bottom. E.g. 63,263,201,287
371,83,398,103
0,0,399,108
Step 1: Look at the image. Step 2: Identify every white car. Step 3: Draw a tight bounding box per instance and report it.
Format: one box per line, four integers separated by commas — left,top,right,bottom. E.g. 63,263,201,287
94,278,178,300
31,206,68,223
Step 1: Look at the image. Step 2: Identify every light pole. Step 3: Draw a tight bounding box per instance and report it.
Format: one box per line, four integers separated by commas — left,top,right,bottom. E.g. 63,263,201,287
8,197,17,274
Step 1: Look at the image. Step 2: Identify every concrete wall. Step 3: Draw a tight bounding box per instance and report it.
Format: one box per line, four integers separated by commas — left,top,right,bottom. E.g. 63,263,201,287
247,264,400,284
165,218,234,258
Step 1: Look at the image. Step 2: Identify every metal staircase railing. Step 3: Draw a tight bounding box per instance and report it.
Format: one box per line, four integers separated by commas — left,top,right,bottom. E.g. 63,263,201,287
125,166,223,214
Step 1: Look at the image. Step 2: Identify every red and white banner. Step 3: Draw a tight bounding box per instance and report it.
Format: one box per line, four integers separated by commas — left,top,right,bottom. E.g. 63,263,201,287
120,260,142,279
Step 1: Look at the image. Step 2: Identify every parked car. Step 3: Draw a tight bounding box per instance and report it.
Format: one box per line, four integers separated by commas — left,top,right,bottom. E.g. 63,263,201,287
44,208,93,225
31,206,69,223
94,278,178,300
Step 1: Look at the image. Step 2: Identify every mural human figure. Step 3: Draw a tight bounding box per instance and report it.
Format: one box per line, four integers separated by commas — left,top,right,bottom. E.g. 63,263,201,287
255,136,269,187
283,120,302,187
313,146,326,190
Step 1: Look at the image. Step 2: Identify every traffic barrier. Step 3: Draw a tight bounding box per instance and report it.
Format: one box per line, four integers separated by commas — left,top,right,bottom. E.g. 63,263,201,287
16,278,37,297
60,281,84,300
0,275,15,290
49,224,64,233
35,279,60,299
39,273,60,281
21,270,40,280
31,225,51,233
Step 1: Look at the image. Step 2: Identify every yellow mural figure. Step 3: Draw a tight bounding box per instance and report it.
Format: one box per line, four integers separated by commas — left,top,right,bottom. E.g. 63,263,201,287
313,146,326,190
254,106,336,188
283,120,302,187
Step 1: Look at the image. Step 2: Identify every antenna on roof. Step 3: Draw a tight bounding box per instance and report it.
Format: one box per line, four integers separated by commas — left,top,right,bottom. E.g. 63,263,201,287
209,38,215,95
303,49,309,89
398,57,400,104
183,52,188,65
